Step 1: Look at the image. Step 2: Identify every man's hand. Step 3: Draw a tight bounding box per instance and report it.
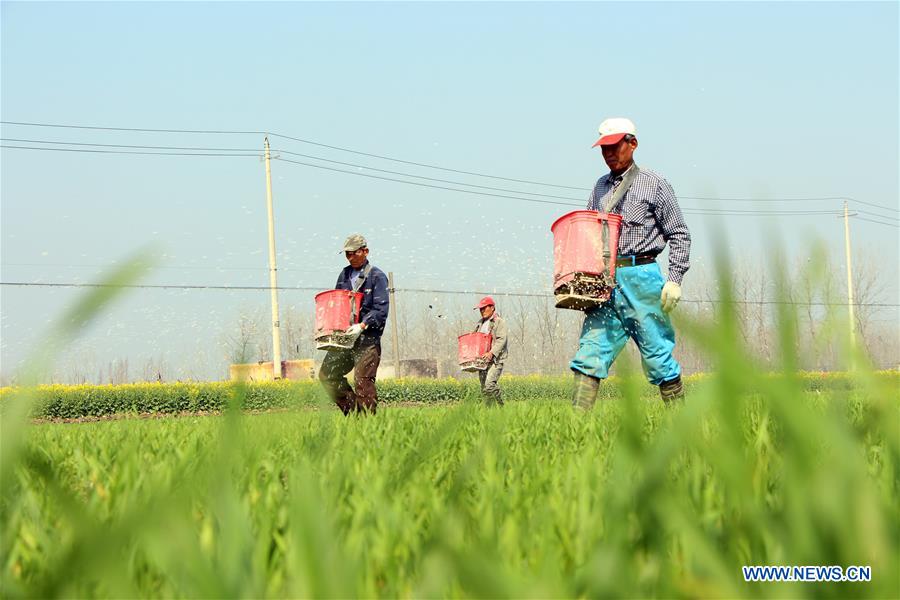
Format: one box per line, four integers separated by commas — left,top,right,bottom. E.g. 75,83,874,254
345,323,365,339
661,281,682,312
481,351,493,362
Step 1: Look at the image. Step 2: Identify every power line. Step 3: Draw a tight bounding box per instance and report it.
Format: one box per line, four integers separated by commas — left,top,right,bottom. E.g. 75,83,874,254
399,285,900,307
681,299,899,307
0,281,322,292
0,141,866,217
0,120,585,190
274,155,851,216
0,120,265,136
0,144,885,219
0,144,259,158
0,262,334,273
5,119,896,213
270,148,900,215
680,195,898,214
8,137,891,213
273,147,587,202
856,209,900,222
0,137,260,153
273,155,582,208
852,215,900,228
1,137,588,202
2,281,898,308
682,209,843,216
267,132,587,191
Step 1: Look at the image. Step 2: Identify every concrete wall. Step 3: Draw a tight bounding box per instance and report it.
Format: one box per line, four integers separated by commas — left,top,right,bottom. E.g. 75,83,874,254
229,359,316,382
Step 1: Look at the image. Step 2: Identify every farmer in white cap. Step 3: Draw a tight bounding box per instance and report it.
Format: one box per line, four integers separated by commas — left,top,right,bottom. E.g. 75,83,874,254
570,118,691,408
472,296,508,406
318,233,390,415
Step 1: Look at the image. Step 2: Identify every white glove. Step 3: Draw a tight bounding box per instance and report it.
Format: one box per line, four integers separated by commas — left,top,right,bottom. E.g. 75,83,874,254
345,323,364,339
660,281,682,313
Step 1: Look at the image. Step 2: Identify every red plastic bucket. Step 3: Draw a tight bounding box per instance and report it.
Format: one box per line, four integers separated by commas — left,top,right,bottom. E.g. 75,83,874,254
550,210,622,287
314,290,363,337
458,332,492,371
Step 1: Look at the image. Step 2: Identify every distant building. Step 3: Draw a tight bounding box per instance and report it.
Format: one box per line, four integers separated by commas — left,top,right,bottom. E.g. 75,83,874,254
376,358,440,379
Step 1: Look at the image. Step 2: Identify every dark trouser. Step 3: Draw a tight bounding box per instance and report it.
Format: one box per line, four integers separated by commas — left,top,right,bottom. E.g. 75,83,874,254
319,342,381,415
478,361,504,406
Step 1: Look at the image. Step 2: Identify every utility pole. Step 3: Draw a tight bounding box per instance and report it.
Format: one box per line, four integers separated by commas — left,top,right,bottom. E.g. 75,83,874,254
388,271,401,378
843,200,856,350
264,137,283,379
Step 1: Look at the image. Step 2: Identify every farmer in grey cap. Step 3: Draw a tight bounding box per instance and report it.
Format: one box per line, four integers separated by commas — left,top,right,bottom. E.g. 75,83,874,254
318,234,390,415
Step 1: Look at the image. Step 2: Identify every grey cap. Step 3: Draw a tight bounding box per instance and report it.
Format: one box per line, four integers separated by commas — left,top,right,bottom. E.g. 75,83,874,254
341,233,368,253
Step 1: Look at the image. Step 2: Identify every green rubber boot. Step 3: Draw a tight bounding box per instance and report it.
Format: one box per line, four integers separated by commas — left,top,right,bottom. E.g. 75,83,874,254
659,376,685,404
572,371,601,410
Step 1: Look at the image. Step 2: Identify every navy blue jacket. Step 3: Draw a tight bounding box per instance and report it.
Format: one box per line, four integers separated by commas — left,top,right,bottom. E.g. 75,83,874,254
335,261,389,345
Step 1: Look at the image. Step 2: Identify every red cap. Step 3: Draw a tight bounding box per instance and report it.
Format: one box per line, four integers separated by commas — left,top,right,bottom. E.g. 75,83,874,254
591,133,627,148
474,296,495,309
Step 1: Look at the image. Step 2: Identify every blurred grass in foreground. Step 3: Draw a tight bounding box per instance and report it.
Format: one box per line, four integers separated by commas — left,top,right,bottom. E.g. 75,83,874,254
3,384,897,598
1,249,898,598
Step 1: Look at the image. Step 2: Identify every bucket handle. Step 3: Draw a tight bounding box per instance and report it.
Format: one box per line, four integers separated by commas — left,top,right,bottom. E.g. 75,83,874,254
597,215,611,262
349,292,359,326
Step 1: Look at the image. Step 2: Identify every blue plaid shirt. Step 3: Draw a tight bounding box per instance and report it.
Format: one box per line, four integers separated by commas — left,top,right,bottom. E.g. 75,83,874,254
588,164,691,284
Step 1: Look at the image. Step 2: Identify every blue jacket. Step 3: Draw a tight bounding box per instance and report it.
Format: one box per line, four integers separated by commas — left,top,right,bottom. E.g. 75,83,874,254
335,261,390,345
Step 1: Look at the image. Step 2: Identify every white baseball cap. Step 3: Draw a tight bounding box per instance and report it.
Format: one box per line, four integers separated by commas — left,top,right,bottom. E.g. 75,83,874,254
592,117,637,147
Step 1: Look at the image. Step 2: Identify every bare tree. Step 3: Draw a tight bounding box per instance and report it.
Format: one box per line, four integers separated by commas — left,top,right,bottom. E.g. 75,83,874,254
224,309,262,364
533,298,560,373
107,358,129,384
280,305,316,360
142,355,168,382
851,249,889,354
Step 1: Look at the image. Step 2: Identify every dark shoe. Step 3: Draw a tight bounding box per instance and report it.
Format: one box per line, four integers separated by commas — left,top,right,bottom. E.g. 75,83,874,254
659,376,685,404
335,390,357,415
354,400,377,415
486,391,503,407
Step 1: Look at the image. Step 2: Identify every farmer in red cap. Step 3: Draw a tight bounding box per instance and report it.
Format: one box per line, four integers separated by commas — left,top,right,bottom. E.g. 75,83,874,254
570,117,691,408
472,296,508,405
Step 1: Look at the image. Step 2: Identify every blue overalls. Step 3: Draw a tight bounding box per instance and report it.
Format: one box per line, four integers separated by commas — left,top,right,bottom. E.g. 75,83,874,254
570,258,680,385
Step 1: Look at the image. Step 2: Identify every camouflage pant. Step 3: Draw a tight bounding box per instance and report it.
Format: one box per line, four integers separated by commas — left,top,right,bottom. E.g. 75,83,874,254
478,361,504,405
319,342,381,415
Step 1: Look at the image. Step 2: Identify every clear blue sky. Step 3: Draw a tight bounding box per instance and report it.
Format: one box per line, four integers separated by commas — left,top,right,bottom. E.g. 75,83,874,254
2,1,898,380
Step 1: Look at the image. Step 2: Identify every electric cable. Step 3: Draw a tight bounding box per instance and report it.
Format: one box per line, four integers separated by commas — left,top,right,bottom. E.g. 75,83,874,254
1,281,897,308
4,119,896,213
